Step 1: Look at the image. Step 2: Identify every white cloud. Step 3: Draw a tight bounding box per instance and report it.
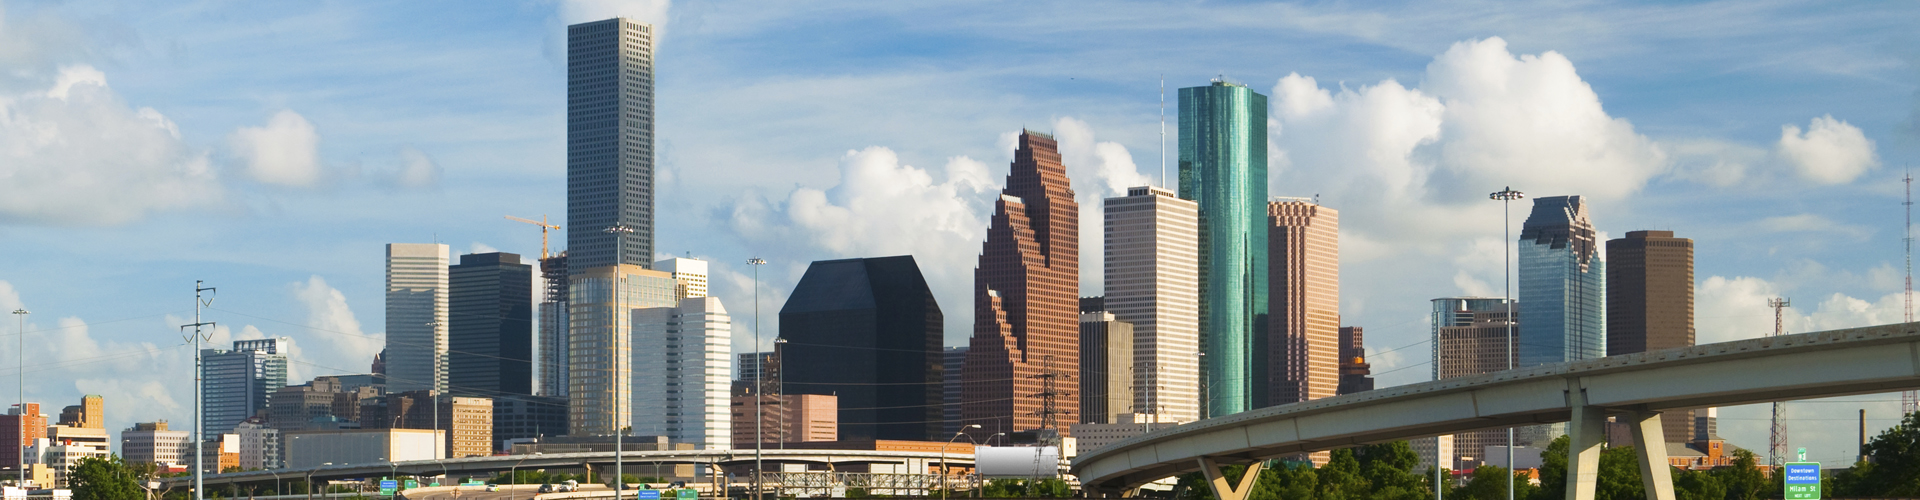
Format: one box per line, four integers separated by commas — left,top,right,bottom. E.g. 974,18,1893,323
1666,139,1769,187
0,65,222,226
1052,117,1151,296
394,146,441,188
1777,115,1878,184
559,0,671,29
469,242,500,255
291,275,383,366
1696,274,1906,345
231,109,323,187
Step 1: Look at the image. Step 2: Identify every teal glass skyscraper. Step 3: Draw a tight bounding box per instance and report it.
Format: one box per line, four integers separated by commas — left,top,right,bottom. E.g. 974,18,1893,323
1178,80,1269,417
1517,195,1606,367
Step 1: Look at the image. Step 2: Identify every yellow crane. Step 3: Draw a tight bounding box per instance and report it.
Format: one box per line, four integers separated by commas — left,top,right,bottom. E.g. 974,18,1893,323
504,215,561,259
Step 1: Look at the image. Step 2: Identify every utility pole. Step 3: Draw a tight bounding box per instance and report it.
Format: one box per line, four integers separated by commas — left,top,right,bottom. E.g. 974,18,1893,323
1904,171,1918,416
1029,355,1071,431
1768,297,1791,469
11,308,27,488
179,282,216,500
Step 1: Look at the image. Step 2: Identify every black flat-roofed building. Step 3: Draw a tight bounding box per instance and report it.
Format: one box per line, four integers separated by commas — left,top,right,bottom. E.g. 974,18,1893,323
449,252,535,397
780,256,943,441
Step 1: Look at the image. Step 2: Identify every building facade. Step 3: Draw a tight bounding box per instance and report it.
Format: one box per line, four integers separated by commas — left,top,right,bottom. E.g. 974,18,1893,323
56,396,102,429
204,339,289,435
493,396,567,451
1179,81,1270,417
1606,229,1696,443
965,130,1080,437
539,252,570,398
449,252,535,399
386,243,450,394
1336,326,1373,395
1518,196,1606,367
283,429,442,469
1078,299,1134,425
655,257,709,299
566,17,657,271
730,393,838,448
233,418,281,470
567,265,678,436
782,256,943,441
941,347,967,435
1265,200,1339,406
1,403,48,471
120,422,190,468
1102,185,1202,423
631,296,732,449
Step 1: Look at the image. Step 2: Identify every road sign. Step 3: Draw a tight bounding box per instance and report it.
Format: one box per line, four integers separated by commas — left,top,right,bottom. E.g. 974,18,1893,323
405,480,419,489
379,479,398,497
675,489,696,499
637,490,661,500
1784,462,1820,500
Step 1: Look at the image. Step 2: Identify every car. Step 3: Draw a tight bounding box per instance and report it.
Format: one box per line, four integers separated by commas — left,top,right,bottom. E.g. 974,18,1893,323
538,484,555,493
485,484,500,492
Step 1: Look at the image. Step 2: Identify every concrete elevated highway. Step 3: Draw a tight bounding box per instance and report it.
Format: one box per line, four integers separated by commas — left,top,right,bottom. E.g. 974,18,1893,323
1071,322,1920,500
164,448,975,491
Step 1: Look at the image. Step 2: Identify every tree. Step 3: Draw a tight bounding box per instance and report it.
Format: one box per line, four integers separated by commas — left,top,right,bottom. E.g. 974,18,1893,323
70,455,144,500
1712,449,1768,500
1593,445,1644,500
1356,441,1431,500
1831,410,1920,496
1528,435,1570,500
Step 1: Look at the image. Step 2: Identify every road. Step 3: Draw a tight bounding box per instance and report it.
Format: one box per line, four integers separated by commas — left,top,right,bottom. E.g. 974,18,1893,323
403,484,556,500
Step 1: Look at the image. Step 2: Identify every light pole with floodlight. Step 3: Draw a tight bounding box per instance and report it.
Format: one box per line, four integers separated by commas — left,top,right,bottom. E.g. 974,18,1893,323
605,224,637,492
11,308,26,488
1489,186,1524,500
746,257,767,500
942,424,981,500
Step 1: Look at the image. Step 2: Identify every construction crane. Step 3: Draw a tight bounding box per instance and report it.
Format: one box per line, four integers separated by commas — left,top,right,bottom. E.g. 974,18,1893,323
504,215,561,259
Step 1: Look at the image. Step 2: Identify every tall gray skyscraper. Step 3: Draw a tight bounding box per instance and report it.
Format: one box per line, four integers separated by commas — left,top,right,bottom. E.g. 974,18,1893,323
566,18,657,271
203,338,289,435
449,252,534,397
539,253,569,397
386,243,450,394
1518,195,1606,367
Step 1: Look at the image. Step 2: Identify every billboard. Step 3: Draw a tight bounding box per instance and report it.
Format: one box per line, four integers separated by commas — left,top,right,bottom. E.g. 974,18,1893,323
975,446,1060,478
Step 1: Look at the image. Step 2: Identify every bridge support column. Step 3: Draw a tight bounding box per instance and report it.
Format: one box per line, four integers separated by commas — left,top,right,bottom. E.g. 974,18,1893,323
1196,458,1264,500
1625,410,1676,500
1565,388,1605,500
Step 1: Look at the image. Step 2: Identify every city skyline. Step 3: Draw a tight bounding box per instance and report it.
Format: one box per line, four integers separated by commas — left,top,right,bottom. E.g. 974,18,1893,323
1,1,1917,466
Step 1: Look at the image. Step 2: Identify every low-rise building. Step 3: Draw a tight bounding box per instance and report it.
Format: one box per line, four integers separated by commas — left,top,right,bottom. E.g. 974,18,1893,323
731,393,836,449
120,421,190,468
282,429,441,469
26,425,110,487
235,418,281,470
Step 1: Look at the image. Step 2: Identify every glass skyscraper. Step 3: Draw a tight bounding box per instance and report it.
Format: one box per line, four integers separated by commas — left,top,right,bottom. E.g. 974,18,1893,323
1178,80,1268,417
1517,195,1606,367
203,339,288,435
566,18,656,270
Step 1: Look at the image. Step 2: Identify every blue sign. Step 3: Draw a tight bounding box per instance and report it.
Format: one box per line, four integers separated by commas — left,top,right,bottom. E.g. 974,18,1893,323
637,490,662,500
379,480,399,489
1784,462,1820,500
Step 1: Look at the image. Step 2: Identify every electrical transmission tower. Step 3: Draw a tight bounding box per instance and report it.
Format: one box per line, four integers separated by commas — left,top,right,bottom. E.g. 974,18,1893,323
1905,172,1918,416
1769,297,1791,469
1029,355,1073,430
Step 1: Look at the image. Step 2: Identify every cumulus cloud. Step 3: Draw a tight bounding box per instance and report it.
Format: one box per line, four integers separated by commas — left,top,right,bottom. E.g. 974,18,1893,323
0,65,221,226
1777,115,1878,184
291,275,383,365
559,0,671,29
393,146,441,188
1696,274,1905,345
1052,117,1151,296
231,110,323,187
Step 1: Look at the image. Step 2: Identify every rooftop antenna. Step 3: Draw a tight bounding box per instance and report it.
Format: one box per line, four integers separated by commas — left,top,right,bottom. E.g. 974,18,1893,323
1905,170,1918,415
1160,74,1167,188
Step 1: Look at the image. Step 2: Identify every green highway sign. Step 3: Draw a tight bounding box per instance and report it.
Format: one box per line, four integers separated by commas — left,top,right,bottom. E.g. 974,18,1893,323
1783,462,1820,500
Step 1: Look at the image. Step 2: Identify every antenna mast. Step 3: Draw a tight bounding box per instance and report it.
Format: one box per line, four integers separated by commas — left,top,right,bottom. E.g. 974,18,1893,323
1768,297,1791,469
1906,171,1918,416
1160,74,1167,188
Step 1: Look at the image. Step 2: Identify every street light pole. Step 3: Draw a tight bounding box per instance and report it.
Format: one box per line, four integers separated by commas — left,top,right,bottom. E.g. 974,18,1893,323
774,337,787,450
605,225,637,493
746,258,767,500
942,425,980,500
10,308,26,488
1489,187,1524,500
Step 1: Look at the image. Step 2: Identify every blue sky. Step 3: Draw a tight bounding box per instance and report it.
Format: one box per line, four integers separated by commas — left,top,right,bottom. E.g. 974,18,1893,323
1,0,1918,464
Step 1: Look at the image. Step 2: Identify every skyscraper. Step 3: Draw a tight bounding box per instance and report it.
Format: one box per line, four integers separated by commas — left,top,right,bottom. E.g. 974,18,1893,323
631,297,733,449
449,252,535,398
1431,297,1521,469
567,265,678,436
1518,196,1605,367
941,347,968,435
566,18,657,271
1078,298,1133,425
1336,327,1373,395
1179,80,1269,417
655,257,710,299
204,339,289,435
1266,200,1339,406
1104,185,1201,423
965,130,1080,437
1606,229,1696,443
782,256,943,441
56,395,103,429
539,252,570,398
386,243,450,394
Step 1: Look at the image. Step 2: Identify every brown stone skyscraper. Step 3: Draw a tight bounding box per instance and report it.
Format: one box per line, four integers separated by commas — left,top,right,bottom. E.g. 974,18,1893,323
1266,201,1339,406
1606,229,1695,442
964,130,1079,438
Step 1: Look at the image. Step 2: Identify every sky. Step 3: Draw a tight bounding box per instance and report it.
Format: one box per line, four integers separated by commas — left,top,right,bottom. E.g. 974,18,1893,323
1,0,1918,465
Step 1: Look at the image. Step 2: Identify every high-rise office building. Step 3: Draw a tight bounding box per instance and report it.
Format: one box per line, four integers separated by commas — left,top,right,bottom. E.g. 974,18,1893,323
1078,298,1134,425
1432,297,1520,469
1336,327,1373,395
655,257,710,299
941,347,968,435
566,17,657,271
386,243,450,394
567,265,679,436
631,297,733,449
1266,200,1339,406
204,339,289,434
1606,229,1696,443
783,256,943,441
1179,80,1269,417
539,253,570,398
1104,185,1201,423
56,395,103,429
1518,196,1605,367
0,403,46,471
965,130,1080,437
449,252,535,398
734,352,775,397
